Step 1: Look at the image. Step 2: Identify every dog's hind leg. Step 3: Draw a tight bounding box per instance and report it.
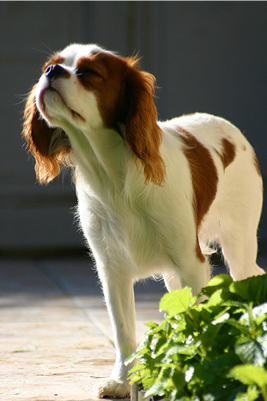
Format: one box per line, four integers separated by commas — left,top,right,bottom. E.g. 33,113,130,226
215,158,265,280
219,225,265,281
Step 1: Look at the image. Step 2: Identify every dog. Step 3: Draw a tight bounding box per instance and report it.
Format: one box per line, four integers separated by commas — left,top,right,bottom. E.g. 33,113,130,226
23,43,265,398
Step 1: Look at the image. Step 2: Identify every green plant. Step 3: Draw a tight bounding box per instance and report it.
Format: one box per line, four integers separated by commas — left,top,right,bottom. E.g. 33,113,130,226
127,274,267,401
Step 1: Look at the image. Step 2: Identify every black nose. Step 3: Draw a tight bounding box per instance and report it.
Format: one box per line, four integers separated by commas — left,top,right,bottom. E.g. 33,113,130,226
45,64,67,81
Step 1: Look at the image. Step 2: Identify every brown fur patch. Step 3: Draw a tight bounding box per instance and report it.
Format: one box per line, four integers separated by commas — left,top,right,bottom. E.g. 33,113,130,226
253,152,261,176
217,138,236,169
76,52,165,185
196,240,205,263
22,84,71,184
177,126,218,262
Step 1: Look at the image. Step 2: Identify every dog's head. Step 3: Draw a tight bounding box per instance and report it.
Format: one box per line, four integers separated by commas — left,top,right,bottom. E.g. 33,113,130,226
23,44,165,185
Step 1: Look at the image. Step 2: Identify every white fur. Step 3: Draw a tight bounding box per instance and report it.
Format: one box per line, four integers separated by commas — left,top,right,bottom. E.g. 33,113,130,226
33,44,264,398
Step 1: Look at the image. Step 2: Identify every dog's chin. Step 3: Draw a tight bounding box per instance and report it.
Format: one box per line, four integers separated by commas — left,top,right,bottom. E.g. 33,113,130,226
38,88,85,127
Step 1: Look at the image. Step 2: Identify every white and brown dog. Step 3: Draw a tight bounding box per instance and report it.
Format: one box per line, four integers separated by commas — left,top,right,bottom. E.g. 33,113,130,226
23,43,264,398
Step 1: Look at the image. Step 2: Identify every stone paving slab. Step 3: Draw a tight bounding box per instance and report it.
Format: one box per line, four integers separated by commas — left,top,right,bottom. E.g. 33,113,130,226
0,257,165,401
0,321,114,400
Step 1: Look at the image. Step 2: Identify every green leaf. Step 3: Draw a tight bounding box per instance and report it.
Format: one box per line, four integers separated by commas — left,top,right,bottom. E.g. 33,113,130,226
258,333,267,357
142,372,158,390
164,344,195,358
172,369,186,389
235,338,266,366
227,318,251,336
234,386,260,401
202,274,233,297
207,274,233,288
229,274,267,303
223,300,248,310
144,381,165,398
129,363,147,373
125,351,139,365
205,288,225,307
211,311,230,325
159,287,193,316
240,303,267,323
144,321,159,329
256,314,267,327
230,364,267,388
252,303,267,318
203,395,216,401
201,321,224,350
196,352,239,383
128,363,147,384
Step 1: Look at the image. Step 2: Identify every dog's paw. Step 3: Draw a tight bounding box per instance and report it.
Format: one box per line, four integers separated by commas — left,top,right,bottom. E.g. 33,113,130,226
96,378,130,399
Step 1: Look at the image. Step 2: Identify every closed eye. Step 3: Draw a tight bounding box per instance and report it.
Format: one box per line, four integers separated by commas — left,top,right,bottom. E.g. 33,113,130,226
75,67,99,78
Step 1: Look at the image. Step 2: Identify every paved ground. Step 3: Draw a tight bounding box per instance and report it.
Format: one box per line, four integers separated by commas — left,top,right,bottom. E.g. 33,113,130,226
0,256,166,401
0,254,266,401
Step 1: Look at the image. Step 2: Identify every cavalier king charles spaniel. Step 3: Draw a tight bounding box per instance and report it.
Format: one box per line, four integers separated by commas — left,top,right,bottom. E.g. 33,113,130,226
23,43,264,398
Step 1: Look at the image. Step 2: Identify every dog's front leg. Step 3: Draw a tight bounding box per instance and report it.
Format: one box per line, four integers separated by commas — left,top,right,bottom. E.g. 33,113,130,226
97,270,136,399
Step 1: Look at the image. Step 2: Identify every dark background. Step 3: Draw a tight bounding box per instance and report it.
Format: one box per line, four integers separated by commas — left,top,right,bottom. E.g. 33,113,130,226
1,2,266,255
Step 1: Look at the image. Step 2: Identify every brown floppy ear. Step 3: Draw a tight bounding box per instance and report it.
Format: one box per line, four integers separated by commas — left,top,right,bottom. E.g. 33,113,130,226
122,58,165,185
22,84,71,184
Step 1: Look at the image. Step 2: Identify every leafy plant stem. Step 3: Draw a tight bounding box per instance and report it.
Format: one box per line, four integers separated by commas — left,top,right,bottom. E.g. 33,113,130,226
187,309,202,332
248,302,257,337
262,385,267,401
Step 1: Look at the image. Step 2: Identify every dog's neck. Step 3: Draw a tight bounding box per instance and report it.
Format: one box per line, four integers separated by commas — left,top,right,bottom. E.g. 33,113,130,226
68,124,131,195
